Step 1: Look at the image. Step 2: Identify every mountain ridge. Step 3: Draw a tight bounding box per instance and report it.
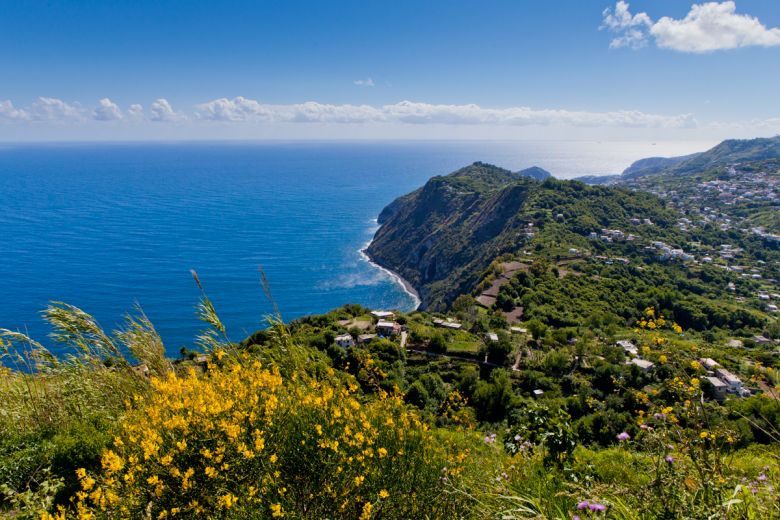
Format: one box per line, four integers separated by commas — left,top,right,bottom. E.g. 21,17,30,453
367,162,681,310
573,135,780,184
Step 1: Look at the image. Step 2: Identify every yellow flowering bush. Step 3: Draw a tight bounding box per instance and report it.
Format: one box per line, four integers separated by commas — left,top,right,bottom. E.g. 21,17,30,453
68,357,469,519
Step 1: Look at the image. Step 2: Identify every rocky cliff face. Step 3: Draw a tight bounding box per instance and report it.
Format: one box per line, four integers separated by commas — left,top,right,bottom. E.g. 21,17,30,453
367,161,681,311
367,163,535,310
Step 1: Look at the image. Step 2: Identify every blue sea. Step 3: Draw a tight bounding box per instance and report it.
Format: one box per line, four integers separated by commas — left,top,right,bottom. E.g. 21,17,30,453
0,140,711,356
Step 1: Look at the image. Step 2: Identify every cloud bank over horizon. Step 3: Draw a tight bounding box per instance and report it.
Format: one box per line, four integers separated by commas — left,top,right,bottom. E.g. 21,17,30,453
0,95,778,141
602,1,780,53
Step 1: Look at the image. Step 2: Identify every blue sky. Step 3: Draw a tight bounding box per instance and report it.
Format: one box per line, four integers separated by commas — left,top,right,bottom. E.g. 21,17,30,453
1,0,779,140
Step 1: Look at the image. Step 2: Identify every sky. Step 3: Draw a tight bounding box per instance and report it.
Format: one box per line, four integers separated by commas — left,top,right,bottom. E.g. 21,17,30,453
1,0,779,141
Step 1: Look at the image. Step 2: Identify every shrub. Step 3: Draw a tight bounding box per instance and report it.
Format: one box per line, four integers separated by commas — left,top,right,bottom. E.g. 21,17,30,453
67,356,471,519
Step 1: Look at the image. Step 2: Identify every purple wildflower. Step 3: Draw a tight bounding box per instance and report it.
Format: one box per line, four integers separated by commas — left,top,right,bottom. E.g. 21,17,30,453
589,503,607,512
665,455,674,463
617,432,630,441
577,500,590,510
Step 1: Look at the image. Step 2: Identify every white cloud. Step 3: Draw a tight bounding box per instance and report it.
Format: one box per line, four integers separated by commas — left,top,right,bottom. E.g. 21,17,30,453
127,104,144,120
0,100,29,121
93,98,123,121
149,98,184,122
602,1,780,53
28,97,84,121
195,96,276,122
194,97,697,129
195,97,384,123
353,78,375,87
601,1,652,49
652,2,780,52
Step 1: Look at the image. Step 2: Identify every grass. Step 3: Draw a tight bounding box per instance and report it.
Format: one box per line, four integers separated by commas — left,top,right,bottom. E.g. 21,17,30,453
447,339,482,355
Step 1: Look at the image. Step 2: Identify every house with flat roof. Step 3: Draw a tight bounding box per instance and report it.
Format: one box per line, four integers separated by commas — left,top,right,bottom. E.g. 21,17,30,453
705,376,728,401
376,320,401,337
371,310,395,320
699,358,720,371
485,332,499,343
616,340,638,356
433,318,463,330
335,334,355,348
357,333,377,344
715,368,742,393
630,358,654,372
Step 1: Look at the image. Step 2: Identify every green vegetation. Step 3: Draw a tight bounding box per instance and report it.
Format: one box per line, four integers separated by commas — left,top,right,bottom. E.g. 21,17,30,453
2,141,780,518
2,295,778,519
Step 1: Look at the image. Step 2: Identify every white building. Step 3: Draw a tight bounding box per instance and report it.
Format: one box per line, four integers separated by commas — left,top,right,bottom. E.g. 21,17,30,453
699,358,720,371
335,334,355,348
715,368,742,393
630,358,654,372
705,376,728,400
376,320,400,336
616,340,638,356
433,318,463,330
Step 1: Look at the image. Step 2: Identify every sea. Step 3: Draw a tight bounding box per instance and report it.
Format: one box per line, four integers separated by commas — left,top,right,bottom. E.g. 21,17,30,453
0,140,713,357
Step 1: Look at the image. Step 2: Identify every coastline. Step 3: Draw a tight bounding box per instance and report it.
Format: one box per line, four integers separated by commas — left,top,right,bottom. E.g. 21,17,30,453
359,240,421,311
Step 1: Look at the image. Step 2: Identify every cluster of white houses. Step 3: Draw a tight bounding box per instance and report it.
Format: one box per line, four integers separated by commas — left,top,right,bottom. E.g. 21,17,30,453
333,310,403,349
589,228,639,243
615,340,749,401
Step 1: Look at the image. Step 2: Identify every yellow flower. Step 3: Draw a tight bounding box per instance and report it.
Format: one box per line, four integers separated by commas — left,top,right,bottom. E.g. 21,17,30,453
379,489,389,499
659,355,667,364
377,447,388,458
102,450,124,474
690,360,701,370
217,493,237,509
359,502,373,520
270,503,284,517
700,431,709,439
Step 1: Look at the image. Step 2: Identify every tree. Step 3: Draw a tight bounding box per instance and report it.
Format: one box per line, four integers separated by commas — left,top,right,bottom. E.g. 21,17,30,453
405,381,430,409
428,332,447,354
487,331,513,365
472,369,515,422
526,319,548,341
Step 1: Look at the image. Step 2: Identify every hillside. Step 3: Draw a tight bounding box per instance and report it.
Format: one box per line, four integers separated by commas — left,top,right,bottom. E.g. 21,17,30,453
621,135,780,180
368,162,688,311
516,165,552,181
